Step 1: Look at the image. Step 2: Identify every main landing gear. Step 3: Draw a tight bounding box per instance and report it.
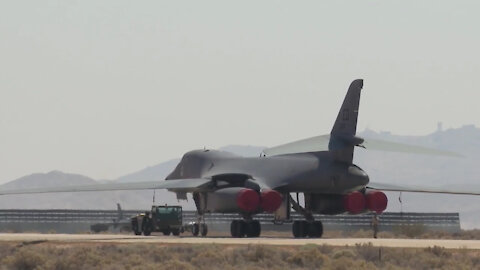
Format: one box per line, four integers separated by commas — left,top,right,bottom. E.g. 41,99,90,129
230,220,261,238
292,220,323,238
290,194,323,238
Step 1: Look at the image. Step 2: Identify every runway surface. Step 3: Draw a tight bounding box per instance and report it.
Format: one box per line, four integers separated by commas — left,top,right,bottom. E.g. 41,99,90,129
1,233,480,249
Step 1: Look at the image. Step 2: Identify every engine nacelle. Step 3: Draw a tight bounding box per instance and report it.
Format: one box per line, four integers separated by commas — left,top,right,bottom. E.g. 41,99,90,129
365,190,388,213
307,191,366,215
204,187,260,213
307,194,346,215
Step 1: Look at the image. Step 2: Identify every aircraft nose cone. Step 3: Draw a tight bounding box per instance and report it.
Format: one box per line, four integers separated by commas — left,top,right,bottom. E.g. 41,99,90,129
348,166,369,186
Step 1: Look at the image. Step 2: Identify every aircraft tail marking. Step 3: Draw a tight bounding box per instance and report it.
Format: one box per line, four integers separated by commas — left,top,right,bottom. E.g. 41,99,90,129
331,79,363,137
329,79,364,163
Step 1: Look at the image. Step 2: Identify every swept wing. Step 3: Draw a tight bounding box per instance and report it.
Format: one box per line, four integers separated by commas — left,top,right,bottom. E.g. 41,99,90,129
263,134,460,157
367,182,480,195
0,178,212,195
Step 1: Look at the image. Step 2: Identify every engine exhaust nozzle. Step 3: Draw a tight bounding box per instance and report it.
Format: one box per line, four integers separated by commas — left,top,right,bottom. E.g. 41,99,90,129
236,188,261,212
365,191,388,213
260,190,283,213
343,191,366,214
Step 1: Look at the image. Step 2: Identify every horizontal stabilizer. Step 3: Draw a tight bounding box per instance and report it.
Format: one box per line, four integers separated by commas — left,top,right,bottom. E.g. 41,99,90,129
263,135,331,156
262,134,460,157
367,182,480,195
0,179,212,195
362,138,461,157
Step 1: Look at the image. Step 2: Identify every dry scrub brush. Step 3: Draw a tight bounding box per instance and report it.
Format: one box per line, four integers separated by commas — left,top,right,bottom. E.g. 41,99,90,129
0,242,479,270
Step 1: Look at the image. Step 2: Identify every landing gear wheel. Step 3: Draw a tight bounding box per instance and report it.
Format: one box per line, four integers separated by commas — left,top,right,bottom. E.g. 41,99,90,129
200,224,208,237
132,220,141,235
246,220,261,237
307,221,323,238
142,217,152,236
230,220,246,238
162,230,171,236
230,221,236,237
192,223,199,237
292,220,308,238
230,220,238,237
172,229,180,236
315,221,323,238
292,221,299,238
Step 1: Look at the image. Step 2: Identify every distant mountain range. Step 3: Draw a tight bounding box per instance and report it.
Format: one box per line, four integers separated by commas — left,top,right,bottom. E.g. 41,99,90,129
1,126,480,228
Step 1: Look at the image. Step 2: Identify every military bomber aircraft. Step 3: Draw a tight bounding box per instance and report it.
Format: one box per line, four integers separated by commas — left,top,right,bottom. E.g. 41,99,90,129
1,79,479,238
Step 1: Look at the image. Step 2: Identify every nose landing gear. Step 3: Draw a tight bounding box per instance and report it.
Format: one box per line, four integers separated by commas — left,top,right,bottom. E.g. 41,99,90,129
290,194,324,238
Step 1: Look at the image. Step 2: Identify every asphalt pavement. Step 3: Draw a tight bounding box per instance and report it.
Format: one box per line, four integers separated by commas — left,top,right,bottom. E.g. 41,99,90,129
1,233,479,249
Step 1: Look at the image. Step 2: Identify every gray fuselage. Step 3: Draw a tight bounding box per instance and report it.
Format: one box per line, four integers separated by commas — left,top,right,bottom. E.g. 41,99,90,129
166,149,369,195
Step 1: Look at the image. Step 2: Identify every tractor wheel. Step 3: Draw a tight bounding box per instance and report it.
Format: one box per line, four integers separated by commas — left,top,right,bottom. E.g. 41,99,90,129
142,217,152,236
132,219,141,235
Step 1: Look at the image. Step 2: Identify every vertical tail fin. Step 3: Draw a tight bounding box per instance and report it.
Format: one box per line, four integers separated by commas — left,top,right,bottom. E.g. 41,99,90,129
329,79,364,163
331,79,363,136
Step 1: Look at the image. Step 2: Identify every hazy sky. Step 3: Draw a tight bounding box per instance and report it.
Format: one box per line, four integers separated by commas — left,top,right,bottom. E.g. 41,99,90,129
1,1,479,183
